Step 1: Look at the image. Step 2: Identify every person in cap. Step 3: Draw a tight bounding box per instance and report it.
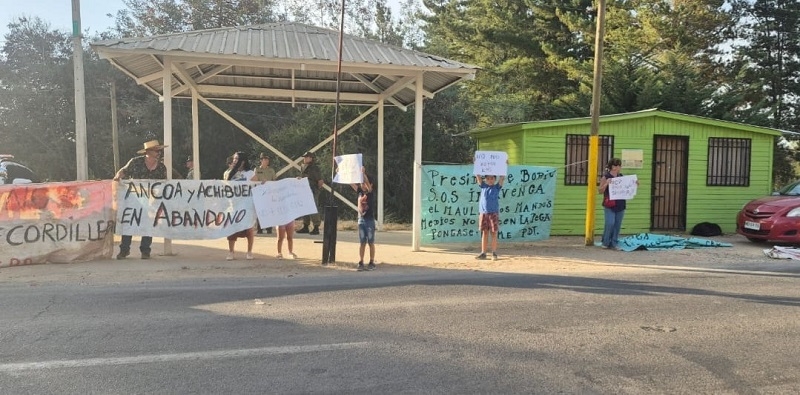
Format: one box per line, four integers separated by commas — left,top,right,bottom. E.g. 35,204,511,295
251,152,276,234
113,139,168,260
297,151,324,235
252,152,276,183
185,155,200,179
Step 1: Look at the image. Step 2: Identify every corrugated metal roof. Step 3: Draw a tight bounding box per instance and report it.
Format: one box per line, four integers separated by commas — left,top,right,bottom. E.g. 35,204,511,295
469,109,785,136
91,22,479,107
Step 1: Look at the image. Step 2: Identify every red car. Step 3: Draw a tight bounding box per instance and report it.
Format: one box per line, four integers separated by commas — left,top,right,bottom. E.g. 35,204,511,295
736,180,800,243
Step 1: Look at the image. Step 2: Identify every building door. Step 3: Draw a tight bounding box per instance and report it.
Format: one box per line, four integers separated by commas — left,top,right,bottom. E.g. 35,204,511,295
651,135,688,230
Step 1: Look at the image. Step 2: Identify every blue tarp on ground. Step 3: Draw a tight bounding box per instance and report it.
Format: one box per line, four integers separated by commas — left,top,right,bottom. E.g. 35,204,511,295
614,233,732,252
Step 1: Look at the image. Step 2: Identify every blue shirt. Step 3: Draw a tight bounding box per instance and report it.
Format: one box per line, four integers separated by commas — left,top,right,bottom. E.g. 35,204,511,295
479,182,502,214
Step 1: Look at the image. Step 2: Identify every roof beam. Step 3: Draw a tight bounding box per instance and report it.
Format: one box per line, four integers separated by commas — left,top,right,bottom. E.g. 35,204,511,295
351,73,407,111
171,64,232,97
196,85,381,103
109,58,161,97
381,75,434,99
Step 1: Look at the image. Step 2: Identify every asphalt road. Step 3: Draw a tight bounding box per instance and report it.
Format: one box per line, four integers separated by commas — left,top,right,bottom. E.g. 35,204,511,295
1,265,799,394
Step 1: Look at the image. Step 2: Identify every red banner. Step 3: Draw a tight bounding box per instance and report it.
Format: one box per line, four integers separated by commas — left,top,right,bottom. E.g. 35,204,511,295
0,181,115,267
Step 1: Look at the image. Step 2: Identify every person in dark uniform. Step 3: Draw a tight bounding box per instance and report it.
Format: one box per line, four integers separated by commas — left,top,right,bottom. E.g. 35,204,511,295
296,151,324,235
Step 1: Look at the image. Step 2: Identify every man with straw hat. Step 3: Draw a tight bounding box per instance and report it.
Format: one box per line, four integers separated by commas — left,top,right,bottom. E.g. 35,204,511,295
113,139,168,260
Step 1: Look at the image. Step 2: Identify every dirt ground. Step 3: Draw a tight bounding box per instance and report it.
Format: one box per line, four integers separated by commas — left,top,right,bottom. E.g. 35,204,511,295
1,227,793,286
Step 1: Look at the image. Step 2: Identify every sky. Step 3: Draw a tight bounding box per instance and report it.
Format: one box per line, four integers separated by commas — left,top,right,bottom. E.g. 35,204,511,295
1,0,126,38
0,0,406,40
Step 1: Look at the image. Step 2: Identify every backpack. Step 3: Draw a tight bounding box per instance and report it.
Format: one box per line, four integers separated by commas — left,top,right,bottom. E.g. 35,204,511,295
690,222,722,237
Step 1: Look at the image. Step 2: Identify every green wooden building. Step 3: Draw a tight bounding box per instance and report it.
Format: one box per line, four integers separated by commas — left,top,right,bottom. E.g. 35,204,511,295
469,109,783,236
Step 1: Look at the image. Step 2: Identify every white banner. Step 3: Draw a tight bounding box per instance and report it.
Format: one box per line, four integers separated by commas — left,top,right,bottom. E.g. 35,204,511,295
252,178,318,227
0,181,115,267
116,180,256,239
333,153,363,184
609,174,638,200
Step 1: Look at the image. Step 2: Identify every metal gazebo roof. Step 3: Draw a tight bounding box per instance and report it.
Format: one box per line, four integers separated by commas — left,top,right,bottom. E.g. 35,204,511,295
91,22,479,252
91,22,478,109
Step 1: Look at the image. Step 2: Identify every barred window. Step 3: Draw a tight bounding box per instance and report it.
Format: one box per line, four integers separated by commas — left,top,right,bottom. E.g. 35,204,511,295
564,134,614,185
707,138,751,186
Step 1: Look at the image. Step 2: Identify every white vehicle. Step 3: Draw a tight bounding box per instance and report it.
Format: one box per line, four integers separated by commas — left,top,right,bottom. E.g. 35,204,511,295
0,155,36,185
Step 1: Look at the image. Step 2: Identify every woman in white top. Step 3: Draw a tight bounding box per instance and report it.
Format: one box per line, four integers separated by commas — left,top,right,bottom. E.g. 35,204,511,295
224,151,256,260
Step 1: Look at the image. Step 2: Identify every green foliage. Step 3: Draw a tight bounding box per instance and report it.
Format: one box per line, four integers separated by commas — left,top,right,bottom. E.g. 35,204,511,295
4,0,800,220
0,18,79,181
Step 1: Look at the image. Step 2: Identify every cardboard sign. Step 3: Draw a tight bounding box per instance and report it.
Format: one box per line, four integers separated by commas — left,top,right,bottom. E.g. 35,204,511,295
333,153,363,184
473,151,508,176
608,174,638,200
252,178,318,227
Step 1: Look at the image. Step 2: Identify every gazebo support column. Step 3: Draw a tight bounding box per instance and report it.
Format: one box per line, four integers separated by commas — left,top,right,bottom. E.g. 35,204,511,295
377,98,384,230
162,57,174,256
412,74,424,251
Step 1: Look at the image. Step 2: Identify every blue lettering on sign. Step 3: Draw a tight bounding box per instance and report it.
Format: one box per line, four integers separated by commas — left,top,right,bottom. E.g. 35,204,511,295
421,165,556,244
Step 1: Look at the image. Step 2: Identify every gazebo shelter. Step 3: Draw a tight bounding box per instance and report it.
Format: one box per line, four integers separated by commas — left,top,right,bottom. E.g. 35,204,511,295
91,22,479,251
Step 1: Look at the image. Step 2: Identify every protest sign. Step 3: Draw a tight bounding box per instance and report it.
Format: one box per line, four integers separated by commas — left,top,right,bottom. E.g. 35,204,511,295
333,153,363,184
421,165,556,244
608,174,638,200
473,151,508,176
0,181,115,267
116,179,256,239
252,178,318,227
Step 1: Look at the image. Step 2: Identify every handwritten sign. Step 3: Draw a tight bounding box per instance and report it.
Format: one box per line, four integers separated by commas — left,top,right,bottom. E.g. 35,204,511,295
473,151,508,176
609,174,638,200
0,181,115,266
252,178,318,227
421,165,556,244
116,180,256,239
333,153,363,184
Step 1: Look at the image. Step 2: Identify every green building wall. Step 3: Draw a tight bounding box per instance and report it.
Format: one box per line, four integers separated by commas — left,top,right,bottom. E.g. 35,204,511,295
473,110,780,237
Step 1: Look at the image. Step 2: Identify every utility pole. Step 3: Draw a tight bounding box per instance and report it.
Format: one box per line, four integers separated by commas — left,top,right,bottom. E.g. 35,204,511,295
584,0,607,246
111,81,120,171
72,0,88,180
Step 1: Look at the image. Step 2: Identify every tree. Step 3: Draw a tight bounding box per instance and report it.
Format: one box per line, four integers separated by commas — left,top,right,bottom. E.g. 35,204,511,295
422,0,594,125
0,17,77,181
113,0,281,36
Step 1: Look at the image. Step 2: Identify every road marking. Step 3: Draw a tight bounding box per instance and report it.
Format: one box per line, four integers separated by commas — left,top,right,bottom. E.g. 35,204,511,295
0,342,370,373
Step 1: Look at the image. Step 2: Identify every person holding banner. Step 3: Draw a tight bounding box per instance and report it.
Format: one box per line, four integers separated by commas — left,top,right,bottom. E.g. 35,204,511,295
275,207,298,260
351,167,376,271
224,151,256,260
252,152,276,235
598,157,629,250
475,173,505,260
113,139,168,260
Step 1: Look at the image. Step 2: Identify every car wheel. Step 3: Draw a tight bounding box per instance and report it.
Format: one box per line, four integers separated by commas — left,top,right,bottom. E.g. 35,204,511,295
746,237,768,243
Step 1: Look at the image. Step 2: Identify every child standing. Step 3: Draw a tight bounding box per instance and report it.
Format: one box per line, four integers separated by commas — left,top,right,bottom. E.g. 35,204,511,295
351,167,376,271
475,174,505,260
